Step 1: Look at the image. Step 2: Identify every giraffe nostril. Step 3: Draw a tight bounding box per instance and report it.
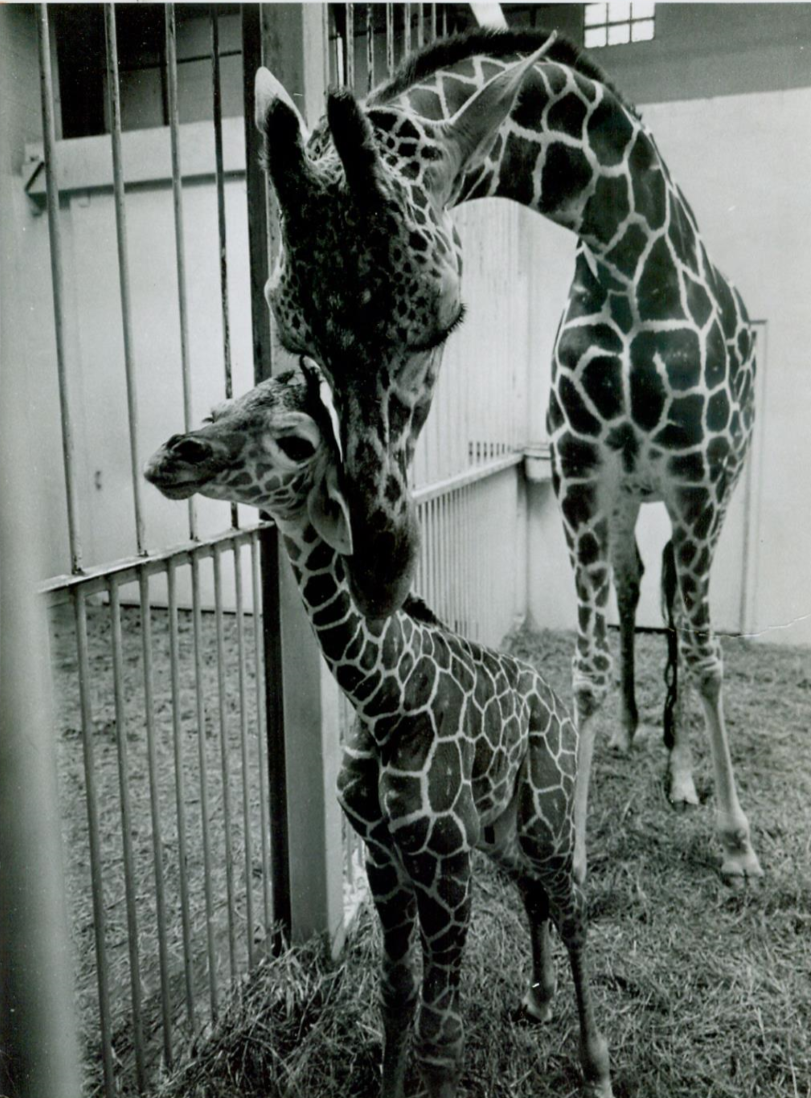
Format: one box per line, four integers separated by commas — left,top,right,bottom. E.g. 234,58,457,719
171,437,212,464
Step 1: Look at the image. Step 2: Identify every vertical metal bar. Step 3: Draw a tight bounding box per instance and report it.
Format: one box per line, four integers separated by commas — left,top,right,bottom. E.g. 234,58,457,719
165,2,197,541
345,2,355,88
241,5,292,944
213,546,237,982
404,2,411,53
233,542,256,968
418,2,424,46
366,3,374,92
36,5,83,574
386,3,395,74
192,554,218,1015
72,592,115,1095
104,4,146,555
108,581,146,1089
250,534,272,935
431,2,437,40
443,3,448,38
210,10,238,531
139,570,173,1068
167,560,195,1030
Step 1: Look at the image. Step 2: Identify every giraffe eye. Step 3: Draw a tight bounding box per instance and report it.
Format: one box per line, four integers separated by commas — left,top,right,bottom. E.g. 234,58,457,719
276,435,316,463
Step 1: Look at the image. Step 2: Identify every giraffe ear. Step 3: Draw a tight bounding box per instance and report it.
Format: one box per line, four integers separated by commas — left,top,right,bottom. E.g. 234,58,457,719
307,463,354,557
254,67,310,143
435,39,555,194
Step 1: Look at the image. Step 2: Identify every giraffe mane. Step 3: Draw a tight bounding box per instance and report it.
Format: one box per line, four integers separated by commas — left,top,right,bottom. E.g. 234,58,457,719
369,26,640,121
401,593,448,628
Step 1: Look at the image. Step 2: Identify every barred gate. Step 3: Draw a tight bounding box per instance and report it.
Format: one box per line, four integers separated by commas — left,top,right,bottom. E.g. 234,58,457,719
30,4,541,1095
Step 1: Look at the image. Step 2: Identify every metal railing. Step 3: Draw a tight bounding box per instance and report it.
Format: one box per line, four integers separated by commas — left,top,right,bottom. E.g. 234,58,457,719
36,6,282,1094
33,4,538,1093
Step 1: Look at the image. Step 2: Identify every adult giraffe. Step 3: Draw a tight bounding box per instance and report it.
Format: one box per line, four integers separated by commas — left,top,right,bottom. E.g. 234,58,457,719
254,28,762,885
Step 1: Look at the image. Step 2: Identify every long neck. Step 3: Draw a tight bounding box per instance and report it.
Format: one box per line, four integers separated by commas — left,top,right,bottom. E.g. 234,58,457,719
404,57,685,266
276,516,414,726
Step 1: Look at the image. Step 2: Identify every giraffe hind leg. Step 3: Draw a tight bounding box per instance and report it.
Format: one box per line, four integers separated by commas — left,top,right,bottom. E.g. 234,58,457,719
667,504,762,884
661,538,699,809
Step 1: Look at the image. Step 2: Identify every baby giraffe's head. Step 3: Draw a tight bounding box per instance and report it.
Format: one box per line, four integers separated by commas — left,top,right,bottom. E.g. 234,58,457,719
144,361,352,554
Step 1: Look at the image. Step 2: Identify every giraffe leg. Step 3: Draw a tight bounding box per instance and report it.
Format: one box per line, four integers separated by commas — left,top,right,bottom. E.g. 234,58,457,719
398,846,473,1098
517,846,612,1096
667,514,763,884
516,879,556,1022
557,884,613,1098
338,727,419,1098
661,549,700,809
562,505,613,885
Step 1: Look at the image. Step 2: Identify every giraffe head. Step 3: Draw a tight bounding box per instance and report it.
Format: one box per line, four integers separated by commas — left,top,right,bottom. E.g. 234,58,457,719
255,44,546,617
144,362,352,554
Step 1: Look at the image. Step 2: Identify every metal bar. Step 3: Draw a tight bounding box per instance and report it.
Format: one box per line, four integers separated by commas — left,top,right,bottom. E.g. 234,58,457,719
386,3,395,74
366,3,374,92
167,560,196,1030
233,542,256,968
39,522,271,601
413,452,522,504
418,2,424,46
165,2,198,541
404,2,412,53
250,534,272,936
104,4,146,555
241,3,292,944
108,582,146,1089
431,2,437,39
192,556,218,1016
139,570,173,1068
213,546,238,982
210,10,238,531
443,4,448,37
345,2,355,87
74,590,116,1096
36,5,83,574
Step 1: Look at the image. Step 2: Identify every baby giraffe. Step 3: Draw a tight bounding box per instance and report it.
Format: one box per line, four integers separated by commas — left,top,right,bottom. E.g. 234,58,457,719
145,362,612,1098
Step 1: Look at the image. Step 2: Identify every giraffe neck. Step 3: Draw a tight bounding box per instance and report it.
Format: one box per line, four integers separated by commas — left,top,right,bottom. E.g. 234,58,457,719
276,516,420,735
399,58,681,264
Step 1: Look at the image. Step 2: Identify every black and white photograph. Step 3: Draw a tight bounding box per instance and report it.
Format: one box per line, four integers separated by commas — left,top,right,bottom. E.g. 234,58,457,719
1,3,809,1096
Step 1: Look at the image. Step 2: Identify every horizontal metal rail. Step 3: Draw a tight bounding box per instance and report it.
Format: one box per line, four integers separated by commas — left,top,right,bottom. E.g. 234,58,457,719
38,523,273,603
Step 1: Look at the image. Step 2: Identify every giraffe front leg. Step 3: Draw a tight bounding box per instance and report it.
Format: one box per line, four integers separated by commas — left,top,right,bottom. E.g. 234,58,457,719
401,847,473,1098
365,839,419,1098
338,726,418,1098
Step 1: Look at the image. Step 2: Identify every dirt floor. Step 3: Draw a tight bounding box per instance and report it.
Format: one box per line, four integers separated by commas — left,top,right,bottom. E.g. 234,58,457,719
141,625,811,1098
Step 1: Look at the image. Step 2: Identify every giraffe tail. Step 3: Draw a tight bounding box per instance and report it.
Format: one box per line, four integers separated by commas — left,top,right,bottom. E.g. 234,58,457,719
661,539,679,751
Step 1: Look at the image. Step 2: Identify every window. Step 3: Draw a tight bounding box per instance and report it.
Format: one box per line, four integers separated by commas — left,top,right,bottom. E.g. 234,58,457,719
584,2,655,49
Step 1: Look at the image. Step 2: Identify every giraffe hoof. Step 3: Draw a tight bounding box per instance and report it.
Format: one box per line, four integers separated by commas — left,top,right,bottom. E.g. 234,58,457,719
607,730,631,755
666,773,700,811
720,845,764,887
518,982,556,1024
